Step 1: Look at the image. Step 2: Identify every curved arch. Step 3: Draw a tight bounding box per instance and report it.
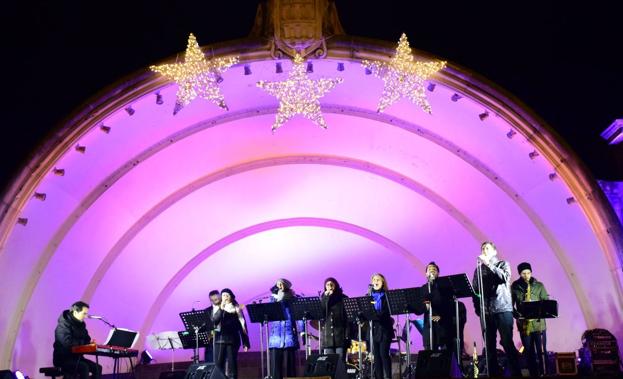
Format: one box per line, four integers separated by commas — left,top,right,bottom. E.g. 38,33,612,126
82,154,487,301
3,106,599,363
136,217,426,341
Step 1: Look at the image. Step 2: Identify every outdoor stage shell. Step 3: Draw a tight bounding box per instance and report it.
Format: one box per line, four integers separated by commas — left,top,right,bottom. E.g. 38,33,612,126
1,36,622,375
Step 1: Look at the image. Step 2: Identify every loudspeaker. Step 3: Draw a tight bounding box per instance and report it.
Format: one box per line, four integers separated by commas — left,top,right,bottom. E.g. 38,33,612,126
0,371,15,379
184,363,227,379
415,350,461,378
304,354,348,379
159,370,186,379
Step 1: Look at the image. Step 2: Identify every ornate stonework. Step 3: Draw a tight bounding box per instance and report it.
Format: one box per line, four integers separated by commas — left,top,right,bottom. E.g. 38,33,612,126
249,0,344,59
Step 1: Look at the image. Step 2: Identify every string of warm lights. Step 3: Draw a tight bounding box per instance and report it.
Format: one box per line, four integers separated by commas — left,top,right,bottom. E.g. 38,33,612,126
257,54,343,132
150,33,238,114
362,33,446,114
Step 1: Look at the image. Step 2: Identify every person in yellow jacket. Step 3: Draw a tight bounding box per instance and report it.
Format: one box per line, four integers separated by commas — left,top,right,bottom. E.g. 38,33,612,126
511,262,549,377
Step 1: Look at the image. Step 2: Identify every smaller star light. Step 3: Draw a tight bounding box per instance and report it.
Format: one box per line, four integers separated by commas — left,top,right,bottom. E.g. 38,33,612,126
257,54,343,132
362,33,446,113
150,33,238,114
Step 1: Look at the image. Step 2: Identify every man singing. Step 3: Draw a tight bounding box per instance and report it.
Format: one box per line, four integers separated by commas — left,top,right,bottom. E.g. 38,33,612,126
472,242,521,377
204,289,222,362
53,301,102,379
416,262,454,351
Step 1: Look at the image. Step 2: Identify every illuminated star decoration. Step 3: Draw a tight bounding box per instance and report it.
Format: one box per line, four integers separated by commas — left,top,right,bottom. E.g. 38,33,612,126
362,33,446,113
257,54,343,132
150,33,238,114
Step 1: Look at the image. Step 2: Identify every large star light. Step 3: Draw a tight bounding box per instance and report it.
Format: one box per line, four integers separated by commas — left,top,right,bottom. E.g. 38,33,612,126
362,33,446,113
257,54,343,132
150,33,238,114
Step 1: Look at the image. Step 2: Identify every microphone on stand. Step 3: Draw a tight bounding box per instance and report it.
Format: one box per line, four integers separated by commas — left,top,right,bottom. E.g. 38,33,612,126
367,284,373,296
87,315,104,320
191,300,201,311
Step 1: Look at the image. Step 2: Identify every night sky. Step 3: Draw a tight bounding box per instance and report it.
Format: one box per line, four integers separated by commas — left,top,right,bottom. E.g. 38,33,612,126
3,0,622,193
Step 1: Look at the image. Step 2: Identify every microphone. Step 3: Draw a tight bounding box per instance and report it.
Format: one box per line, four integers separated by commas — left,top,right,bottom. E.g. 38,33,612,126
192,300,201,310
88,315,103,320
368,284,373,295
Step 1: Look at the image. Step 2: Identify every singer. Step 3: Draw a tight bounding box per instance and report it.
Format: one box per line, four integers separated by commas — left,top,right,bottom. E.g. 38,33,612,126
320,277,349,361
472,242,521,377
213,288,250,379
52,301,102,379
415,262,454,351
368,273,394,379
268,278,303,379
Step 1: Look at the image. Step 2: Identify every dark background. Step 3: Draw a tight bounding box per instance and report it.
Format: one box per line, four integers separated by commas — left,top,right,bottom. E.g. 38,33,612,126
3,0,622,194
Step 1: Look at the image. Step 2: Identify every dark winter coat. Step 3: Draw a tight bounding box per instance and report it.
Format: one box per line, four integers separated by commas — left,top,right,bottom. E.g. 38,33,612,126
369,290,395,343
213,306,250,348
511,277,549,334
53,310,91,367
320,291,349,348
472,256,514,315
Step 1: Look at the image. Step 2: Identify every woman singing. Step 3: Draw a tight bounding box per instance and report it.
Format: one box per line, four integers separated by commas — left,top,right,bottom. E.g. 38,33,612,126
268,278,302,379
320,277,349,361
368,273,394,379
212,288,250,379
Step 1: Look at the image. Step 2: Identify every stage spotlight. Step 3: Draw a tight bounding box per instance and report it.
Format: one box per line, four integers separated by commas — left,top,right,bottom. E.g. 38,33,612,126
125,106,135,116
53,168,65,176
17,218,28,226
528,150,539,159
364,67,372,75
601,119,622,145
155,92,164,105
506,129,517,139
34,192,46,201
450,93,461,102
548,173,557,181
566,197,576,205
75,145,86,154
140,350,153,365
14,371,27,379
479,111,489,121
337,62,344,71
275,62,283,74
306,61,313,73
215,74,224,84
427,83,436,92
100,125,111,134
244,64,252,75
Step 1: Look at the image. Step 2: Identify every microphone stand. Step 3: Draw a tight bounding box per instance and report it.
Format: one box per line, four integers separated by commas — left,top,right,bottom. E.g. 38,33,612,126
427,278,433,351
476,258,490,377
90,317,116,329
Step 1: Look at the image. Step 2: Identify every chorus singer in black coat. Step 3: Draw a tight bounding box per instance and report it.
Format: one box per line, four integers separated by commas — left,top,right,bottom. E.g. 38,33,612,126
368,273,394,379
320,277,349,360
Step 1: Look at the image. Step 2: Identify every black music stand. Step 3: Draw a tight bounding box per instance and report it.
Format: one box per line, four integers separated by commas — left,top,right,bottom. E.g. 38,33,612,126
387,288,423,378
179,310,212,363
516,299,557,376
517,299,558,319
290,297,324,358
436,273,474,372
247,302,288,379
343,296,376,379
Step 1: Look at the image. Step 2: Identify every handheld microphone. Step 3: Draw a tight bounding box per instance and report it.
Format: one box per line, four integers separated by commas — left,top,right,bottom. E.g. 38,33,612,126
368,284,373,295
88,315,103,320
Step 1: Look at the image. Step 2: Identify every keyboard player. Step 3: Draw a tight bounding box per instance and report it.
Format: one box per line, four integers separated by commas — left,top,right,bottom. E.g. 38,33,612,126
53,301,102,379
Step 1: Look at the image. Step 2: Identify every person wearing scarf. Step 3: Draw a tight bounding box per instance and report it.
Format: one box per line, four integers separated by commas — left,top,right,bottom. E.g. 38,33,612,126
368,273,394,379
268,278,303,379
212,288,250,379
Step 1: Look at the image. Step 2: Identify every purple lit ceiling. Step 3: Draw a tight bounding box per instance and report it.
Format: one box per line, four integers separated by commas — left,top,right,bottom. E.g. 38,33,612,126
1,42,622,375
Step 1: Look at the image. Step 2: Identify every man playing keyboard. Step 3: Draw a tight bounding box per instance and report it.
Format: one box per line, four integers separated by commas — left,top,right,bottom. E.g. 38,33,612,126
53,301,102,379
